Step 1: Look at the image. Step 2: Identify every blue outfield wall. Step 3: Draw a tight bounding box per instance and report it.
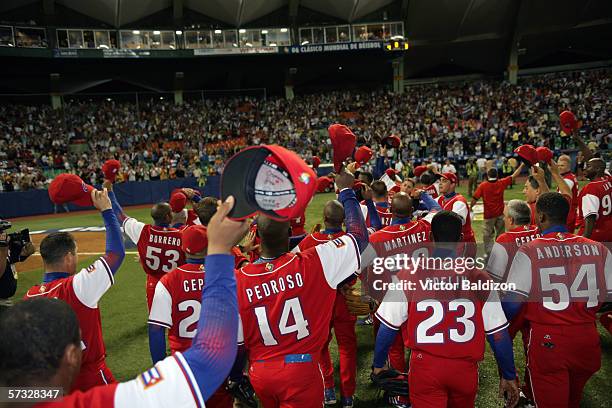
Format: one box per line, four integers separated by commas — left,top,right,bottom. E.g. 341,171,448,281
1,176,221,219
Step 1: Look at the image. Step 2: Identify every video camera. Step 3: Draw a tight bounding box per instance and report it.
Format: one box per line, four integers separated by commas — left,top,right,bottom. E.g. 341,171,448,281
0,220,31,263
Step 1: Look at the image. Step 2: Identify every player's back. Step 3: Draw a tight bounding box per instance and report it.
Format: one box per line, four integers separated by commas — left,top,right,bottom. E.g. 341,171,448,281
155,264,205,353
509,232,611,325
403,265,502,362
297,230,345,251
487,225,540,283
577,177,612,241
136,225,186,279
236,250,338,362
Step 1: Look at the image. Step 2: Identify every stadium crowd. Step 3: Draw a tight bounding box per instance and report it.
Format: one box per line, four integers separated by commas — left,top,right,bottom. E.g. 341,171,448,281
0,68,610,193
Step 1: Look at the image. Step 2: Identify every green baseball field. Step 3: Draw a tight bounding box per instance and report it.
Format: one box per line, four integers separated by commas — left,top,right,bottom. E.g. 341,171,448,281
8,182,611,407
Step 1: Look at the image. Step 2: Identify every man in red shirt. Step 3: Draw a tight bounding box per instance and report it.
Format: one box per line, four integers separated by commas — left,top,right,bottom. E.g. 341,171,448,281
436,172,476,257
503,192,612,407
557,155,579,232
577,158,612,242
471,164,524,255
361,180,393,227
236,169,369,408
293,200,356,408
24,188,125,392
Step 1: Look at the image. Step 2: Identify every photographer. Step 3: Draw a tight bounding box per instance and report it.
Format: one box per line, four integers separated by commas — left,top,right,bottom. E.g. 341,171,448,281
0,221,34,314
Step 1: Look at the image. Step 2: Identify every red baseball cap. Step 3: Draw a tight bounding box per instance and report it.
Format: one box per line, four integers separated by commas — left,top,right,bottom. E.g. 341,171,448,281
352,180,365,191
169,191,188,213
382,135,401,149
102,159,121,182
354,146,373,168
440,172,458,184
312,156,321,169
536,146,553,163
316,176,333,193
48,174,94,207
559,110,577,134
181,225,208,255
514,144,538,166
413,165,428,178
329,124,356,172
221,145,317,221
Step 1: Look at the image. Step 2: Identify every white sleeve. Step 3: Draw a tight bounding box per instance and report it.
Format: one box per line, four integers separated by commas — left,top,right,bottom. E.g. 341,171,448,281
605,249,612,298
505,250,532,297
114,353,204,408
481,290,509,334
314,234,361,288
486,242,509,282
421,211,435,224
291,244,301,254
72,257,114,308
581,194,600,219
360,203,369,220
563,178,575,191
359,243,378,272
123,217,146,243
237,315,244,345
451,200,468,224
148,282,172,329
375,282,408,330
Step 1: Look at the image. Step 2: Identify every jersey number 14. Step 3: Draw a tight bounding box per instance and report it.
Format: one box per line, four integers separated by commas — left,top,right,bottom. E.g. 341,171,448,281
254,297,310,346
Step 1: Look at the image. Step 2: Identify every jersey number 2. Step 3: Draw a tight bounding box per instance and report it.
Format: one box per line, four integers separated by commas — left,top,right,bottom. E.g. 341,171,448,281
253,297,310,346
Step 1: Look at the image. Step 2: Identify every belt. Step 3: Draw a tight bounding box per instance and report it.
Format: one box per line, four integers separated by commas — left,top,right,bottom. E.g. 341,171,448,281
256,353,312,364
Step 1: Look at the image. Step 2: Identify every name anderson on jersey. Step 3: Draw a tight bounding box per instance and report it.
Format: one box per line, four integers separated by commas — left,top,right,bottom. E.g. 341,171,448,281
245,272,304,303
536,243,601,260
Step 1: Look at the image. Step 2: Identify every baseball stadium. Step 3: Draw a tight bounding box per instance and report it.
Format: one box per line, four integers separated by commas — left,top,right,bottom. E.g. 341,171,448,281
0,1,611,408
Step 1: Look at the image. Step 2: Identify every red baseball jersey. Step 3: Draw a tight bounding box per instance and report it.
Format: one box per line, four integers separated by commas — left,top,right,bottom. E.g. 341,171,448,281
290,211,307,236
576,177,612,242
148,263,205,353
37,353,205,408
487,225,540,283
506,232,612,325
236,234,360,362
376,267,508,362
25,257,114,374
360,201,393,227
436,193,475,240
560,172,579,231
123,218,186,280
295,230,346,252
473,177,512,219
186,209,200,227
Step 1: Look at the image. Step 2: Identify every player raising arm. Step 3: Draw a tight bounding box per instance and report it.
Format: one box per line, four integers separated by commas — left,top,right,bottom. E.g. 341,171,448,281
502,192,612,408
1,196,249,408
23,188,125,392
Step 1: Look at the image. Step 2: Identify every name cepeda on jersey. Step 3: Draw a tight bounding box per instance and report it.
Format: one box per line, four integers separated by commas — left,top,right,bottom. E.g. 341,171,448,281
245,272,304,303
382,231,427,252
515,233,539,246
149,234,182,246
183,278,204,293
535,243,601,260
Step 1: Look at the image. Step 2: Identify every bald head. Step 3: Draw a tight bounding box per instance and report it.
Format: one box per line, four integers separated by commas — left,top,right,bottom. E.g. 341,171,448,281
323,200,344,229
391,192,413,219
585,158,606,180
258,215,290,256
151,203,172,225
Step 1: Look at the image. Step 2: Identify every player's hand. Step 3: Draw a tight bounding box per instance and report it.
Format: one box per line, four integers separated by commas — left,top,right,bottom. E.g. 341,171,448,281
241,230,259,254
499,378,519,408
182,188,198,199
20,242,35,258
409,188,423,199
346,161,358,175
207,196,250,255
548,158,560,176
102,180,113,191
92,188,112,212
361,184,373,201
531,165,546,184
311,223,322,234
335,167,355,191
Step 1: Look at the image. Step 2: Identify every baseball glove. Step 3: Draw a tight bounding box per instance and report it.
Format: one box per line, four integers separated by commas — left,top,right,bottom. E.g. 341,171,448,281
226,376,258,408
370,369,409,397
343,287,378,316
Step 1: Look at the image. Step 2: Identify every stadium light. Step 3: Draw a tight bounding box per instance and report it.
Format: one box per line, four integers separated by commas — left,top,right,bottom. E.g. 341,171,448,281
280,28,288,33
239,29,246,34
301,40,309,45
245,42,253,47
261,30,268,34
269,42,277,46
175,30,182,35
153,31,161,35
132,30,140,35
214,29,222,34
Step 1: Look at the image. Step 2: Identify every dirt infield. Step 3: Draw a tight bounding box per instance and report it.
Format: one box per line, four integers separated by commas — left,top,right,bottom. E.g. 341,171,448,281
17,231,108,274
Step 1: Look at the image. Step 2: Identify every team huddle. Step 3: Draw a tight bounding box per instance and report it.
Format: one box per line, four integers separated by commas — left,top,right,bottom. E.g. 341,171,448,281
0,135,610,408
